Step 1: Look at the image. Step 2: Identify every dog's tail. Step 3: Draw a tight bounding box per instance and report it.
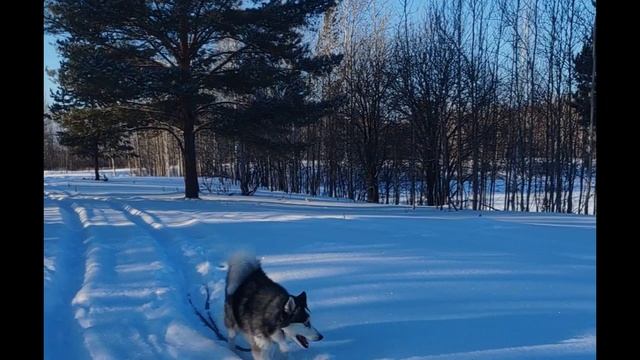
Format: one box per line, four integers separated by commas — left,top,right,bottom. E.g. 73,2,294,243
225,251,261,296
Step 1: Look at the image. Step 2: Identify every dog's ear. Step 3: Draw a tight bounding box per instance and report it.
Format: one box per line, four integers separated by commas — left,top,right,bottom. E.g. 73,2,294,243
297,291,307,304
284,296,296,314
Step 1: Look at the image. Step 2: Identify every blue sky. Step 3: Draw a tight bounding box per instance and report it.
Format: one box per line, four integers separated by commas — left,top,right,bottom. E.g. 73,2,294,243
44,34,60,106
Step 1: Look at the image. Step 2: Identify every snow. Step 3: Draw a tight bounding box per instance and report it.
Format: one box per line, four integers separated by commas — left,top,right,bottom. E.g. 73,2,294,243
44,171,595,359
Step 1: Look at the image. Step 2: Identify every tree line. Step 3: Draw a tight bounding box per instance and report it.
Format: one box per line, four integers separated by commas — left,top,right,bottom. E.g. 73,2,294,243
44,0,596,214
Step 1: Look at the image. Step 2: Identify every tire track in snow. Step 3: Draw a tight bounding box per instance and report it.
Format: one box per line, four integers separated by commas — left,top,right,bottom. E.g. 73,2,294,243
111,200,232,351
44,197,92,359
47,194,237,359
68,198,174,359
116,201,220,289
110,200,191,301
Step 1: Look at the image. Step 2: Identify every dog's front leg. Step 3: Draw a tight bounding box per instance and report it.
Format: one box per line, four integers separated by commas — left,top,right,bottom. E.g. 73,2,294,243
270,329,289,356
251,336,272,360
250,342,264,360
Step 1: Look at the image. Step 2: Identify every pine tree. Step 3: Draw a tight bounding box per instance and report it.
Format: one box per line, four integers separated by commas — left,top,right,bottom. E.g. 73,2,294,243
572,31,595,214
54,108,134,181
45,0,341,198
573,34,594,129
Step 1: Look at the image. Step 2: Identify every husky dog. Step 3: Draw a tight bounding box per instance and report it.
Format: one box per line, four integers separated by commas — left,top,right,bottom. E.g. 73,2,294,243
224,252,323,360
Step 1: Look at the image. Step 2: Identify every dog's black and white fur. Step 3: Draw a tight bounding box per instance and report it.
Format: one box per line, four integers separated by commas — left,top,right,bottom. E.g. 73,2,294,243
224,252,323,360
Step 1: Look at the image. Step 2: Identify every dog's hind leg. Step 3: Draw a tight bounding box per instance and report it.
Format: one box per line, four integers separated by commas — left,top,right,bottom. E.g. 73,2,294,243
227,327,237,351
224,300,238,351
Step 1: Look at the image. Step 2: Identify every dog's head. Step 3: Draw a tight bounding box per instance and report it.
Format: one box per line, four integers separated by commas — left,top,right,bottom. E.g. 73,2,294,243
281,291,323,349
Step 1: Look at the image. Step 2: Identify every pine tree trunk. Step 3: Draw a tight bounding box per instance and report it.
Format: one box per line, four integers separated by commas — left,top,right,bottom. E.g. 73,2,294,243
183,116,199,198
94,151,100,181
425,163,437,206
365,167,379,203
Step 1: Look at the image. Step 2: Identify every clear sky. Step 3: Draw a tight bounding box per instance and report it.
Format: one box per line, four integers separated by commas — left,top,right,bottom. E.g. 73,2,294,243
44,34,59,106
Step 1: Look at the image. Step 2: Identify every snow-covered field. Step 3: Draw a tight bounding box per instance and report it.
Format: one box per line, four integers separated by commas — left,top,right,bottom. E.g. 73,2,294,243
44,171,596,360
